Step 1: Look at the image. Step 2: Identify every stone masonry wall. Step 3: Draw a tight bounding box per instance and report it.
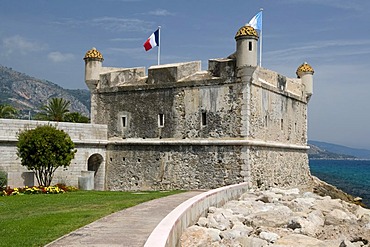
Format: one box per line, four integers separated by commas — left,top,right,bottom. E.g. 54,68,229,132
0,119,107,189
248,68,308,145
105,143,245,191
248,147,311,189
94,80,247,140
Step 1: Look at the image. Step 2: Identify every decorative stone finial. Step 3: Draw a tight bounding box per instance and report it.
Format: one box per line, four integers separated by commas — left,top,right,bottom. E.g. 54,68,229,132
235,25,259,40
84,47,104,61
296,62,314,78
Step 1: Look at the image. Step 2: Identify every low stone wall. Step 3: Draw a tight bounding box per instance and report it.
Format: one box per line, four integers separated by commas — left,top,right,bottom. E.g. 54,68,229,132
0,119,108,189
144,182,249,247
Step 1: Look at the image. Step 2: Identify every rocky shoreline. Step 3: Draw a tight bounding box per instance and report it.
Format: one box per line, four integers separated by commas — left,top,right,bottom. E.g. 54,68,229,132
181,179,370,247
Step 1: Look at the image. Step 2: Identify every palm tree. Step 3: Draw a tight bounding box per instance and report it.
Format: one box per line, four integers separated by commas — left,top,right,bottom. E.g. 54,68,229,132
39,98,71,121
0,104,18,119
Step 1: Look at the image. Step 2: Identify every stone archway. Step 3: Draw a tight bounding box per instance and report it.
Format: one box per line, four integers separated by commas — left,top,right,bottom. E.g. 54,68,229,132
87,153,104,190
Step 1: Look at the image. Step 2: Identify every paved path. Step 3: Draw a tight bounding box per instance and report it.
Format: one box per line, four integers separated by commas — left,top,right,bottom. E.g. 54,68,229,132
46,191,203,247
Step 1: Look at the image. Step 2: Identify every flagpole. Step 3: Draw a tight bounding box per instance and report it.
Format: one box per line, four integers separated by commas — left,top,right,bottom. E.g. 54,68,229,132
259,8,263,67
158,26,161,65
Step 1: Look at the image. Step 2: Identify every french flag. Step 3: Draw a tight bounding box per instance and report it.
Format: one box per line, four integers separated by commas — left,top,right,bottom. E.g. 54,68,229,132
143,29,159,51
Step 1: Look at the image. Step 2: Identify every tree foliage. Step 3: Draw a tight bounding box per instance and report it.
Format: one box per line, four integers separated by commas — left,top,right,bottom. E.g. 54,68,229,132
35,98,89,123
38,98,70,121
0,104,18,119
16,125,76,187
64,112,90,123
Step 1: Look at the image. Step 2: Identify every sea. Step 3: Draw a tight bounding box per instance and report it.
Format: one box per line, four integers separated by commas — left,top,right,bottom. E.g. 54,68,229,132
309,159,370,207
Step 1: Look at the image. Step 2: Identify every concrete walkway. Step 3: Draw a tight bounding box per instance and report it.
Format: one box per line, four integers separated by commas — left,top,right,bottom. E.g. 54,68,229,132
45,191,203,247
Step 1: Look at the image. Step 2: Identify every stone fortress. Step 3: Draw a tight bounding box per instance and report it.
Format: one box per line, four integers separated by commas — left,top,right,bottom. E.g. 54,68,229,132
83,24,314,191
0,24,314,191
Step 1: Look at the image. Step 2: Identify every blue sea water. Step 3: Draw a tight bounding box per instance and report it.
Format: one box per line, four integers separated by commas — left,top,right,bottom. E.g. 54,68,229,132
309,159,370,206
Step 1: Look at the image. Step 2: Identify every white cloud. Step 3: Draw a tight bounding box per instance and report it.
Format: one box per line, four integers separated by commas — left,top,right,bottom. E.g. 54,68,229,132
48,51,75,63
148,9,174,16
2,35,46,55
53,17,154,33
92,17,153,32
109,38,142,42
280,0,370,12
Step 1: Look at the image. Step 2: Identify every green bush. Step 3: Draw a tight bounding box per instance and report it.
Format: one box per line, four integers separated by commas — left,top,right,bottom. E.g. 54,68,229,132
0,170,7,188
16,125,76,187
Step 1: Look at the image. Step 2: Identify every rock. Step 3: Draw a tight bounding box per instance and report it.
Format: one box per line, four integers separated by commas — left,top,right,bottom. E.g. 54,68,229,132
181,187,370,247
197,216,208,227
325,209,354,225
312,197,344,213
231,224,253,236
219,229,241,240
339,239,356,247
205,228,221,242
259,231,279,243
245,205,293,227
180,226,215,247
274,233,328,247
271,187,300,196
307,210,325,227
237,236,268,247
256,191,282,203
355,205,370,219
353,197,363,202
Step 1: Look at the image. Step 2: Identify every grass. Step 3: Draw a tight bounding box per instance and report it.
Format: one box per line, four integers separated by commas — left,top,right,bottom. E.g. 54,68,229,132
0,190,184,247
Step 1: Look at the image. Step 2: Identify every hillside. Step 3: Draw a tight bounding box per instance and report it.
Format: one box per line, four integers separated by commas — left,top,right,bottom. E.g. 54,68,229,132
0,65,90,118
308,140,370,160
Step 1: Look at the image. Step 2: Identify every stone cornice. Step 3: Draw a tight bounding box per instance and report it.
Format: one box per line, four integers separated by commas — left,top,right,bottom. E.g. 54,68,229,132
108,138,309,150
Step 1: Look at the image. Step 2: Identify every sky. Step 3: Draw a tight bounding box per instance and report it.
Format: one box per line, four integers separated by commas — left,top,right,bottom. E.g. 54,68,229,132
1,0,370,149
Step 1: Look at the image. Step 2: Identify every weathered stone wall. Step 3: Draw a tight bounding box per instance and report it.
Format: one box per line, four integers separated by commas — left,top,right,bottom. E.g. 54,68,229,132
105,143,245,191
94,79,248,140
248,147,311,189
105,140,310,191
0,119,107,189
247,67,308,145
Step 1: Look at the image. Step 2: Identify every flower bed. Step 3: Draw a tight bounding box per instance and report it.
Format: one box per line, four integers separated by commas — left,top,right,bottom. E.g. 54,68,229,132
1,184,77,196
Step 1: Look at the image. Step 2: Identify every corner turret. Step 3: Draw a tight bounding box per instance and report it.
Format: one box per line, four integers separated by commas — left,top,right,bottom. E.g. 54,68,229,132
235,25,259,69
296,62,314,100
84,47,104,90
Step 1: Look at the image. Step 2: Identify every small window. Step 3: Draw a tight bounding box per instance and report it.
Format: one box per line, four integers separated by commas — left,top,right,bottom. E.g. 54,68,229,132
281,119,284,130
201,111,207,126
264,115,268,127
249,41,252,51
158,113,164,127
122,116,127,128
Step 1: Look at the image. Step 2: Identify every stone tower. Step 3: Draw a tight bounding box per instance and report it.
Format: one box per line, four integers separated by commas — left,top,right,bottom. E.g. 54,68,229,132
84,47,104,122
235,25,259,68
296,62,315,100
84,47,104,91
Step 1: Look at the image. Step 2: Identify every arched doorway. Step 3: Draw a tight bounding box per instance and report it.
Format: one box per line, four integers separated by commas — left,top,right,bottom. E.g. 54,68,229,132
87,153,104,190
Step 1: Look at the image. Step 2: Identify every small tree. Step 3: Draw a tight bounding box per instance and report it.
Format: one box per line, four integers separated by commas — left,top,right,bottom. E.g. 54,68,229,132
64,112,90,123
38,98,70,121
0,104,18,119
16,125,76,186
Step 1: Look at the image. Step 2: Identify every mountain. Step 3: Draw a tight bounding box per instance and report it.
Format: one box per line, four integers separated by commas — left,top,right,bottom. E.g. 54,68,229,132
0,65,90,118
308,140,370,160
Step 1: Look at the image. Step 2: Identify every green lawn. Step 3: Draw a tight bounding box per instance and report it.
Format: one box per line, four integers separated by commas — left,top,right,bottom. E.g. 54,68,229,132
0,190,183,247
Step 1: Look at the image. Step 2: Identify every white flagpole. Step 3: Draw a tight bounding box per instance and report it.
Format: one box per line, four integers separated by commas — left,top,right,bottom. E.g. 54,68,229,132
259,8,263,67
158,26,161,65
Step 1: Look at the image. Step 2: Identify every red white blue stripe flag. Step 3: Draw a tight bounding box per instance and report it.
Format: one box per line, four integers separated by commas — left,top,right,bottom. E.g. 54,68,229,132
143,28,160,51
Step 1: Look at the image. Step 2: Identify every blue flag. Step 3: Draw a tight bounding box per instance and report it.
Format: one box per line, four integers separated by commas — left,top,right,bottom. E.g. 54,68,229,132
249,11,262,30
